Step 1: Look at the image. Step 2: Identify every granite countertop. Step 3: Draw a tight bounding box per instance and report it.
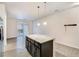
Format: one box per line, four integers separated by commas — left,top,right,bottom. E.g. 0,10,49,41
27,34,54,43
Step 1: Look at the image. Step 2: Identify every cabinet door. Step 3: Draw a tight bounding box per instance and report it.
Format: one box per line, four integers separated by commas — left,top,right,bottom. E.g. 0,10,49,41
29,42,32,54
26,39,28,48
26,41,30,52
30,43,34,56
26,38,29,53
34,46,40,57
28,41,31,52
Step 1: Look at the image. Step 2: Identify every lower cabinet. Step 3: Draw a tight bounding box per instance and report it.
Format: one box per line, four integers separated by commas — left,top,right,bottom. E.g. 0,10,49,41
25,36,53,57
34,46,40,57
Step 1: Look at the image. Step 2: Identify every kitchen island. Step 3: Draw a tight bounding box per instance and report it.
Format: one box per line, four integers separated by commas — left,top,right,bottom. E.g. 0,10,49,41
25,34,54,57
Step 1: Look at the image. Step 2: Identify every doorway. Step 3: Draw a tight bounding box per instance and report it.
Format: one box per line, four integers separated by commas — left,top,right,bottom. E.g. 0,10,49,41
16,22,29,49
4,21,31,57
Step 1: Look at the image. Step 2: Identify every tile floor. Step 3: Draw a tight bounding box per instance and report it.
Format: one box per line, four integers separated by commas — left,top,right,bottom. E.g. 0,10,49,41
4,36,64,57
0,40,3,57
4,36,31,57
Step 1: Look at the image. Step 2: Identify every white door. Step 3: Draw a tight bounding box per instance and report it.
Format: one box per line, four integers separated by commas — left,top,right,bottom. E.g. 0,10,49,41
17,22,29,49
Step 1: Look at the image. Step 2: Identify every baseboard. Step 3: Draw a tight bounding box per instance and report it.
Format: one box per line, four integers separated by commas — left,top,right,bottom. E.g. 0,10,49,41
55,42,79,57
7,37,17,40
55,51,66,57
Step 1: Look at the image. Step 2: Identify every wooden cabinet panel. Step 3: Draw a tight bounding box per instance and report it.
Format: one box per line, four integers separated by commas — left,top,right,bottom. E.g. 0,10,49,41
34,46,40,57
25,36,53,57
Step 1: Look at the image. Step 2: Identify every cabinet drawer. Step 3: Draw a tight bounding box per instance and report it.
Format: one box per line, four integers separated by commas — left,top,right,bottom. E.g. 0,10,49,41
28,38,31,42
30,39,34,44
34,42,41,48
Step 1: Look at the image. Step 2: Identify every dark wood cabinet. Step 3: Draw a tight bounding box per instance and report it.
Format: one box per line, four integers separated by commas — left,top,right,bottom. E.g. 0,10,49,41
25,36,54,57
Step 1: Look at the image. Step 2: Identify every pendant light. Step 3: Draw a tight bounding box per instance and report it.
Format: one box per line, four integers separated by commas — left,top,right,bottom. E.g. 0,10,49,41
43,2,47,26
37,5,40,26
43,2,47,17
37,5,40,18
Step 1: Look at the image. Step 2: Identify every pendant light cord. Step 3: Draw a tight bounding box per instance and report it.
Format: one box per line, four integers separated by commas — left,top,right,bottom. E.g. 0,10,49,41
37,6,40,17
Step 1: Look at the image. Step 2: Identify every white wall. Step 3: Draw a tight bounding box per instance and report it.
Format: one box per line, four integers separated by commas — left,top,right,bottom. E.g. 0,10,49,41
25,20,33,34
7,17,17,38
7,18,33,38
17,20,33,34
33,7,79,49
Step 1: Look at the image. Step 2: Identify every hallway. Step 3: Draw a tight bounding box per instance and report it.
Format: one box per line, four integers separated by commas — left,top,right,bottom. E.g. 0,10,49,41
4,38,31,57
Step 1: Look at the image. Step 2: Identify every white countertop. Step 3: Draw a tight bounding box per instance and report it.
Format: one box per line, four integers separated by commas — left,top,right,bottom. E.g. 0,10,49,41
27,34,54,43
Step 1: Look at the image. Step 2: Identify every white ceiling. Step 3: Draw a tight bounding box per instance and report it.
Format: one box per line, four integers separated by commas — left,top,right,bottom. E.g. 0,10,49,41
3,2,75,20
